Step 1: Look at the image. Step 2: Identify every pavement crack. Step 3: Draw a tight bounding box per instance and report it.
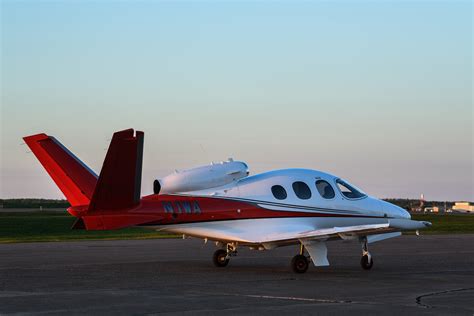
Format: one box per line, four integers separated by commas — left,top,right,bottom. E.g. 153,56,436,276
415,287,474,309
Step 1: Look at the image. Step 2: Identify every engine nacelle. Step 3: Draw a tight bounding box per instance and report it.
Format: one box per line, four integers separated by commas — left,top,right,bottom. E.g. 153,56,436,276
154,159,249,194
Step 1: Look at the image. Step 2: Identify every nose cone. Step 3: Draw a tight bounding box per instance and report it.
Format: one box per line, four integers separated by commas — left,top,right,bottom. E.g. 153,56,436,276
380,200,411,219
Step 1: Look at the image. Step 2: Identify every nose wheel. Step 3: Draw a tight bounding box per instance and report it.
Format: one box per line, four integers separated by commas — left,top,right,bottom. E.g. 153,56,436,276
360,237,373,270
360,254,373,270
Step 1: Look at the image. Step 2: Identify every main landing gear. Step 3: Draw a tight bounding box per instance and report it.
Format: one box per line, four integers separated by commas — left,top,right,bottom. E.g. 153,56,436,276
360,237,373,270
291,244,309,273
213,249,229,267
213,243,237,267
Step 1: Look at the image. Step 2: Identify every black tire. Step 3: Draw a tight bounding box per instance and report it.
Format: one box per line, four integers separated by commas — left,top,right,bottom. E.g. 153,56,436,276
291,255,309,273
360,255,373,270
213,249,229,267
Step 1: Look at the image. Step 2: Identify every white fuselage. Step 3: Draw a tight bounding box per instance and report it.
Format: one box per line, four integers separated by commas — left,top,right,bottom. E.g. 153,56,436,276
150,169,414,246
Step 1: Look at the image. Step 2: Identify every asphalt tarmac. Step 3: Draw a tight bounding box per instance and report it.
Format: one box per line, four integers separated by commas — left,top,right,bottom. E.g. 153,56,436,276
1,235,473,315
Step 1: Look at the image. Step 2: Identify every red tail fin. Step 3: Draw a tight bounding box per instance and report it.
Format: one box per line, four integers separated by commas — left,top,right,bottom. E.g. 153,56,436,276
23,134,98,206
88,129,144,211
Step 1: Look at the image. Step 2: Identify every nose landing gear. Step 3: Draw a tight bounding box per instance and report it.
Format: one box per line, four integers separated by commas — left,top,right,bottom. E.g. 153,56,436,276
360,237,373,270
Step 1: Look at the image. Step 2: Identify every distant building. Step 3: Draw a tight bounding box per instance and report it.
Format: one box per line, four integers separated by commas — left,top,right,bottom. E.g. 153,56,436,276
452,202,474,213
424,207,439,213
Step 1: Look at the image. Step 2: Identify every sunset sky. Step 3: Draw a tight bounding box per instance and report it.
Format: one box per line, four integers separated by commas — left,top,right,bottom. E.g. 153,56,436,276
1,1,472,201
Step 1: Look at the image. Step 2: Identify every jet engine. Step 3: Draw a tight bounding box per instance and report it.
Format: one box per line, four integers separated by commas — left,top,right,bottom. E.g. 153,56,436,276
154,159,249,194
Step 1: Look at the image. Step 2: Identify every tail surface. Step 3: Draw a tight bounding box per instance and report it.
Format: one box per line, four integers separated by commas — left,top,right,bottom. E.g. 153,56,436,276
88,129,144,211
25,128,144,215
23,134,98,206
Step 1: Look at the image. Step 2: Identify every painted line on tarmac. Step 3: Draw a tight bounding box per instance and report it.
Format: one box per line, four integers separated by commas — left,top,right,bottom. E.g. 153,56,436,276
234,294,352,303
198,291,357,304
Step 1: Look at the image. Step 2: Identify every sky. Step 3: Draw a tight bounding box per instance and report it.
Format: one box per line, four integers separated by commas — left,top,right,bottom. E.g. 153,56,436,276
1,0,472,201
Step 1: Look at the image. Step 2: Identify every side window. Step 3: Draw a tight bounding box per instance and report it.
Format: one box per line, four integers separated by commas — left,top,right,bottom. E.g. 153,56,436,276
292,181,312,200
271,185,287,200
315,180,335,199
336,179,366,199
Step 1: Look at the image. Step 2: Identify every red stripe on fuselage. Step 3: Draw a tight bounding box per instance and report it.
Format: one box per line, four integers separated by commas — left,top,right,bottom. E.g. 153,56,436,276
75,194,381,230
136,194,376,225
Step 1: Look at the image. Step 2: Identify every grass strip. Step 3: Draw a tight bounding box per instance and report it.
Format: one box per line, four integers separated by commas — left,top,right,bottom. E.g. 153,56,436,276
0,212,473,243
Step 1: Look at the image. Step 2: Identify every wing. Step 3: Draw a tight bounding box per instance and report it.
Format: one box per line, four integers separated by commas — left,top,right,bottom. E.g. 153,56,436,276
162,218,428,247
259,223,392,247
163,219,395,245
256,218,430,246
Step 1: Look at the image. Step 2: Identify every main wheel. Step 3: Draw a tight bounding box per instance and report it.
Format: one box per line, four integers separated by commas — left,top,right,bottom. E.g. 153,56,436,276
360,255,373,270
291,255,309,273
213,249,229,267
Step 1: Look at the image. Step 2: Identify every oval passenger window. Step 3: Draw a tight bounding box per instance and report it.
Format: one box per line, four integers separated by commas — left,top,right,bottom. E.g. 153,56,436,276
292,181,312,200
271,185,287,200
315,180,335,199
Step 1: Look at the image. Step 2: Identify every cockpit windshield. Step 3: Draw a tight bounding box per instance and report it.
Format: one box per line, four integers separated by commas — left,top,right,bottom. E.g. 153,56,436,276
335,178,367,199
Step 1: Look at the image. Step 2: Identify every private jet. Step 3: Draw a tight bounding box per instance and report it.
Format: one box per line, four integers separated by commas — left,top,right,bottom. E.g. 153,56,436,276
24,129,431,273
